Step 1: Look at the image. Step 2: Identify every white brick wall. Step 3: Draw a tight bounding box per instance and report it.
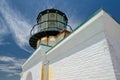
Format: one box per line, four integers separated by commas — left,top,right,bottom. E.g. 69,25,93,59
50,32,116,80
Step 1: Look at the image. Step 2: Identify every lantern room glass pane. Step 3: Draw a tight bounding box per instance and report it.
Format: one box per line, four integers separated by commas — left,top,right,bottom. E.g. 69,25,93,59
63,18,67,24
37,11,67,33
48,22,57,27
58,22,64,30
50,22,55,27
41,14,48,22
49,13,56,20
57,14,63,22
38,22,48,31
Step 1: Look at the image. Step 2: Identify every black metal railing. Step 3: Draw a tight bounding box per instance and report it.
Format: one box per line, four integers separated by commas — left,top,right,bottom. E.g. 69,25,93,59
30,20,73,36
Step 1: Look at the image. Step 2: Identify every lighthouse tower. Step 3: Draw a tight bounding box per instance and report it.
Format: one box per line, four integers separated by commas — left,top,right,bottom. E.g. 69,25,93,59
28,9,71,80
29,8,71,49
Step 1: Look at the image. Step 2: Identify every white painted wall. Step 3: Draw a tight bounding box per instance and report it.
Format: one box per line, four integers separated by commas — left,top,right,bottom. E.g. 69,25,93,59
46,10,118,80
103,12,120,80
21,61,42,80
22,45,51,72
49,32,116,80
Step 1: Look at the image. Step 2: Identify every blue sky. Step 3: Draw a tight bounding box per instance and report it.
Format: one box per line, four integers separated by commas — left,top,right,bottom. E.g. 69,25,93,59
0,0,120,80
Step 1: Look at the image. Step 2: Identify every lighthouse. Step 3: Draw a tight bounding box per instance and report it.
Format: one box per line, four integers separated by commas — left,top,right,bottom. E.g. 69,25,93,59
27,9,71,80
29,8,71,49
21,9,120,80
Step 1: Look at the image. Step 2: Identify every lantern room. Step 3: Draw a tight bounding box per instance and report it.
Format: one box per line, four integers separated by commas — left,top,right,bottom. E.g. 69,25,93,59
29,8,71,49
37,8,68,32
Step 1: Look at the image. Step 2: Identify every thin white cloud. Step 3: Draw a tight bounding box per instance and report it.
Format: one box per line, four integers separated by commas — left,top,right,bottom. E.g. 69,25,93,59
7,74,14,77
46,0,55,9
0,17,8,35
0,64,19,77
0,15,10,45
0,0,33,53
0,56,26,77
68,17,80,30
0,56,15,62
0,39,10,45
67,8,83,30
